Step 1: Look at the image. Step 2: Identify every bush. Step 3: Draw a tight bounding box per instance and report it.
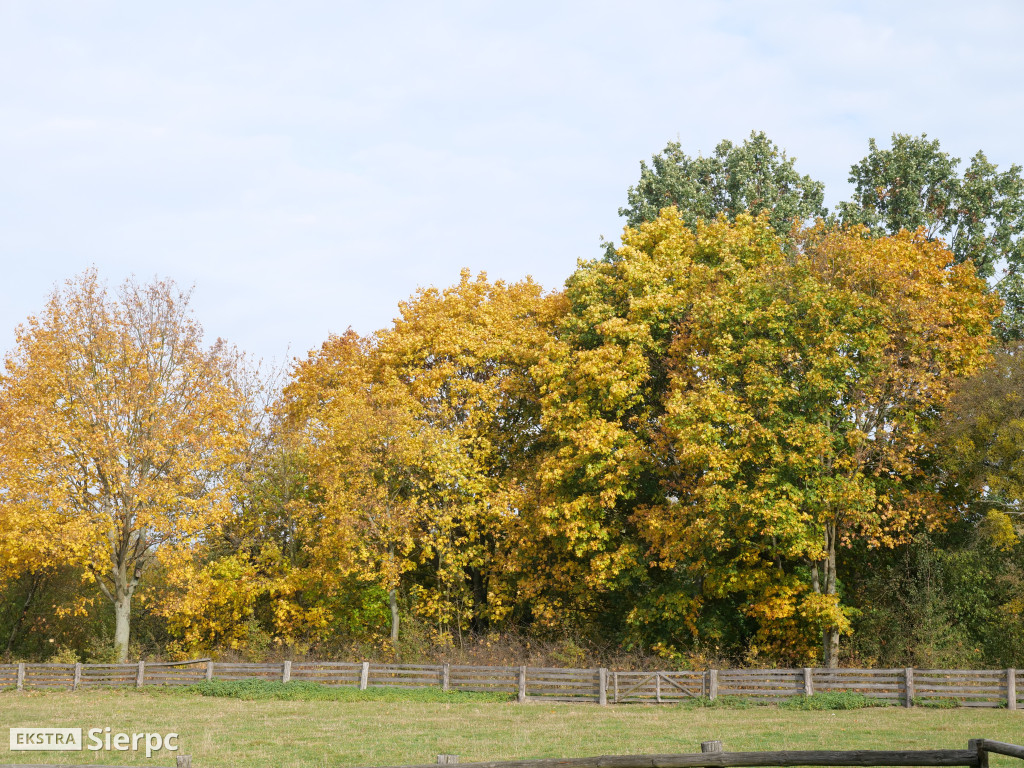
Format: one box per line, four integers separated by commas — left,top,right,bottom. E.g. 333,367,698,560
681,695,754,709
779,691,892,710
912,696,960,708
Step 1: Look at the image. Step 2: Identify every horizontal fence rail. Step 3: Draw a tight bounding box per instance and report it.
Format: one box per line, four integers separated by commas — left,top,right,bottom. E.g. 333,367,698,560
0,659,1020,708
374,740,1024,768
2,743,1021,768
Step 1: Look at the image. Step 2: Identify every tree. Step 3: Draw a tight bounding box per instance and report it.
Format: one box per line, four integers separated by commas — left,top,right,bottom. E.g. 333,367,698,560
839,133,1024,338
538,211,998,665
274,274,561,651
937,342,1024,534
0,271,250,661
645,219,998,665
281,330,453,651
373,271,561,636
619,131,827,235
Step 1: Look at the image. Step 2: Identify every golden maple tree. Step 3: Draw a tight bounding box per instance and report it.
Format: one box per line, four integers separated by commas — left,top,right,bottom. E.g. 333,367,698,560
374,271,562,635
533,211,999,663
0,271,251,661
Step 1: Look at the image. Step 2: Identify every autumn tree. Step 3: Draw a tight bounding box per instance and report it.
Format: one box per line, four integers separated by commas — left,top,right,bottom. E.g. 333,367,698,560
0,271,251,661
937,341,1024,541
648,219,998,665
619,131,827,235
538,212,998,664
279,330,458,650
373,271,561,636
839,133,1024,338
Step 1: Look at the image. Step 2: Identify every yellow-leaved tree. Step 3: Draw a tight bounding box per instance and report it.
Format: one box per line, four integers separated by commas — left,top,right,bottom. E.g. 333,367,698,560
533,211,999,664
278,330,454,650
0,271,251,661
374,271,562,635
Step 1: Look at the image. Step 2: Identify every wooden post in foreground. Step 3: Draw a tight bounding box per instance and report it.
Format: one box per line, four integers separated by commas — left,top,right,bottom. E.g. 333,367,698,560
73,662,82,691
437,755,459,764
904,667,915,708
701,741,723,753
598,668,608,706
176,754,192,768
969,740,989,768
1007,668,1017,711
442,663,450,692
16,662,25,691
136,660,145,688
517,665,527,703
708,669,718,701
359,661,370,690
205,661,214,681
803,668,813,697
282,660,292,684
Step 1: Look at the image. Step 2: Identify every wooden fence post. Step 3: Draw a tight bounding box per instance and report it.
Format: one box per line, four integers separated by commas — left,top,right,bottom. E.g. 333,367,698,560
442,663,450,692
904,667,915,707
708,669,718,701
176,755,192,768
437,755,459,764
613,670,619,704
969,739,989,768
701,741,723,753
282,660,291,684
73,662,82,691
206,661,214,681
655,672,662,703
16,662,25,691
1008,668,1017,711
803,667,813,696
359,661,370,690
517,665,527,703
598,668,608,706
136,660,145,688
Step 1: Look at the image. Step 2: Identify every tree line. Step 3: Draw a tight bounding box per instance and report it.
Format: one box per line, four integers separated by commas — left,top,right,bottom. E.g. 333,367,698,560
1,132,1021,669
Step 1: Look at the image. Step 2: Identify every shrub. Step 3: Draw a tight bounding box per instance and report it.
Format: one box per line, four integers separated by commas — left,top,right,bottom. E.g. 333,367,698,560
912,696,960,709
780,691,892,710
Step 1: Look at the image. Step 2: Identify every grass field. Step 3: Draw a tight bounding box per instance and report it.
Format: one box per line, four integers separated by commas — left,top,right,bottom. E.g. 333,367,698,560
1,689,1022,768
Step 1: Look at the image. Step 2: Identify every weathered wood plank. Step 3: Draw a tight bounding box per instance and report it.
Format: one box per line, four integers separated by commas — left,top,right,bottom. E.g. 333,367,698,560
978,740,1024,760
369,749,981,768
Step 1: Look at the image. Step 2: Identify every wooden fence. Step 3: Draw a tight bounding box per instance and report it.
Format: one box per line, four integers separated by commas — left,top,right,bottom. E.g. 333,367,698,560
1,660,1020,709
2,741,1023,768
386,740,1024,768
2,742,1022,768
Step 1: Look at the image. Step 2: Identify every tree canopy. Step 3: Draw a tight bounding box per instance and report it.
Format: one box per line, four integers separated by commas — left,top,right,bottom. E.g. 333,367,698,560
619,130,827,235
838,133,1024,338
0,271,251,661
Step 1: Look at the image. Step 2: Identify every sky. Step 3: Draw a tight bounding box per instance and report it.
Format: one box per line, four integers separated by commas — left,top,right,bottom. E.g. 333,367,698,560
2,1,1023,367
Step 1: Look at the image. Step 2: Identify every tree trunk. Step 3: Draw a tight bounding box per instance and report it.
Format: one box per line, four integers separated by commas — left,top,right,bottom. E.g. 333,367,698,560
5,571,45,655
389,587,399,652
114,590,132,663
825,625,840,668
822,523,840,669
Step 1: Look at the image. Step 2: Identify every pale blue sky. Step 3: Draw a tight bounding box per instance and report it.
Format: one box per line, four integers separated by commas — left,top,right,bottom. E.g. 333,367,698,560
2,1,1022,365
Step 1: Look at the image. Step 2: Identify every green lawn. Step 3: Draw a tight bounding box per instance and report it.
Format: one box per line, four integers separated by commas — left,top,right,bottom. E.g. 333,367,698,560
1,689,1021,768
